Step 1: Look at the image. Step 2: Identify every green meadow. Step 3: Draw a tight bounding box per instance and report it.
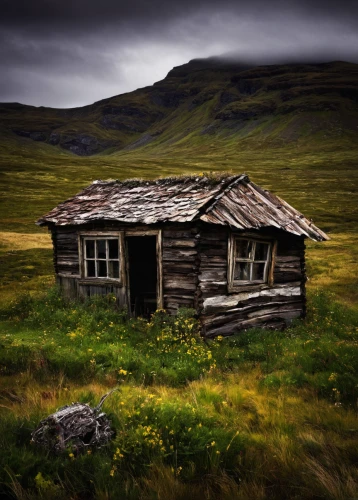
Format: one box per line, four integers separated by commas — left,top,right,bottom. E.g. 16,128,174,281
0,130,358,498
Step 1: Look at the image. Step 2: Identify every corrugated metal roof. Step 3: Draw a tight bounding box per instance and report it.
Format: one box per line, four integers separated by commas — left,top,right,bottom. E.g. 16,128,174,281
37,174,328,241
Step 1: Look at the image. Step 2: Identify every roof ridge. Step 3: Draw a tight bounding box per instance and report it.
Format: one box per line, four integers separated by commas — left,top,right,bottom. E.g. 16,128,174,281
197,173,250,218
91,173,240,187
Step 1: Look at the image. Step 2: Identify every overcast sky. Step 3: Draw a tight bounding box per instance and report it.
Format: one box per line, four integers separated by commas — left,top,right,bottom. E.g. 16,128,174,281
1,0,357,108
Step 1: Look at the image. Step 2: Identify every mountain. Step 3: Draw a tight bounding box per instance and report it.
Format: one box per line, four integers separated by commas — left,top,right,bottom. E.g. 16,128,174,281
0,59,358,156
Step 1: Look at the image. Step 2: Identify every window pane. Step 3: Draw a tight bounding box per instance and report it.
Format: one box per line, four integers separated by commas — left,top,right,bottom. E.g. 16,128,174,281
236,239,249,259
252,262,266,280
255,242,269,261
86,240,95,258
236,239,255,260
98,260,107,277
108,260,119,278
108,239,119,259
86,260,96,277
83,237,121,280
97,240,106,259
248,240,255,260
234,262,250,280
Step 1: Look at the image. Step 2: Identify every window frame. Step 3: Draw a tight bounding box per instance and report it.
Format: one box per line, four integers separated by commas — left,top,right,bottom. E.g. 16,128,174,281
228,233,275,291
79,231,124,284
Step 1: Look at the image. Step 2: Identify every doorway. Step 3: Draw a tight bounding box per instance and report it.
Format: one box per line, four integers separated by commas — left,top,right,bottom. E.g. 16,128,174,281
126,235,158,317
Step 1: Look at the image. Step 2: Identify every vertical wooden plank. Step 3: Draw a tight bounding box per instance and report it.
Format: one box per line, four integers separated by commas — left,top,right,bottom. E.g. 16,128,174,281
77,232,84,278
268,240,277,286
227,232,234,291
51,228,58,275
156,229,163,310
119,231,127,304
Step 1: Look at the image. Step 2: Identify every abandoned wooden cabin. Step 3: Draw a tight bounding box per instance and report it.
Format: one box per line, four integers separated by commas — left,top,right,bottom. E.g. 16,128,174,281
37,174,328,337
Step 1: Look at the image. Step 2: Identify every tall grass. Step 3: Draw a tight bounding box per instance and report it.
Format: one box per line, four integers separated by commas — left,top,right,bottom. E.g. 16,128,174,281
1,287,357,402
0,288,357,498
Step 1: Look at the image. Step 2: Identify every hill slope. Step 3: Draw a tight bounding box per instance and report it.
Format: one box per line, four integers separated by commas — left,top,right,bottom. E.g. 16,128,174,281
1,59,358,156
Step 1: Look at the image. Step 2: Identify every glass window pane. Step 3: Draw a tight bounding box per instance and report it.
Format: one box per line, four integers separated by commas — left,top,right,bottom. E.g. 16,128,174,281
83,237,121,280
108,239,119,259
97,240,106,259
252,263,266,281
236,239,255,260
248,240,255,260
86,260,96,277
255,242,269,261
86,240,95,258
98,260,107,277
108,260,119,278
236,239,249,259
234,262,250,280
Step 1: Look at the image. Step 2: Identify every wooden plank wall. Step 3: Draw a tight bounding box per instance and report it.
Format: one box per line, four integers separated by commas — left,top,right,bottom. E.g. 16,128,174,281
52,224,200,312
52,223,307,336
53,228,79,276
196,225,228,311
52,226,127,305
162,227,199,314
199,227,306,337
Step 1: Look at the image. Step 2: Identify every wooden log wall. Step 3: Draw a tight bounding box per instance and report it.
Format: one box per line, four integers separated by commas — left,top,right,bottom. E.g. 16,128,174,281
51,222,307,335
52,227,80,276
162,227,200,314
51,225,127,306
51,223,200,313
196,225,229,313
199,226,306,337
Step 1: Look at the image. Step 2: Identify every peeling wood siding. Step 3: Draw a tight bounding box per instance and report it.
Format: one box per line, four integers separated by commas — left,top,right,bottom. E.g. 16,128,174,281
198,226,306,337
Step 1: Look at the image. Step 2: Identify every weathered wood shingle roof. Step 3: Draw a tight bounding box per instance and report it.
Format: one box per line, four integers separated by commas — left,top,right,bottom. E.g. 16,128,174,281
37,174,328,241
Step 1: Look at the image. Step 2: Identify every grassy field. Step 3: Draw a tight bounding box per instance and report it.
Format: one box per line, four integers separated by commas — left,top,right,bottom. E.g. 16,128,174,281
0,289,357,499
0,132,358,498
1,134,358,305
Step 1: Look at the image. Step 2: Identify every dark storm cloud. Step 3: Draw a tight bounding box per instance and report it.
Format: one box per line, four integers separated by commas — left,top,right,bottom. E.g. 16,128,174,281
1,0,357,107
2,0,358,31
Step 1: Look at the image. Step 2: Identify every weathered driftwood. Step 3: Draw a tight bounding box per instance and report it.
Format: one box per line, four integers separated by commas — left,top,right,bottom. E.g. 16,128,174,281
31,389,117,454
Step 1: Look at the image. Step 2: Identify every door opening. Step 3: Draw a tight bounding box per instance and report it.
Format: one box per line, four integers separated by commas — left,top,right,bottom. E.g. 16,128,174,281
126,236,158,317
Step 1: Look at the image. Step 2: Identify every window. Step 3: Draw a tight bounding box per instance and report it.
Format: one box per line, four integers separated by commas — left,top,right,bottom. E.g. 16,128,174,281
229,236,273,288
83,237,120,279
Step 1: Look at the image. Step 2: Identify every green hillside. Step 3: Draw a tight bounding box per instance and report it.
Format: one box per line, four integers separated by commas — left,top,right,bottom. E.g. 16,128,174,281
1,59,358,499
0,58,358,308
1,59,357,156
